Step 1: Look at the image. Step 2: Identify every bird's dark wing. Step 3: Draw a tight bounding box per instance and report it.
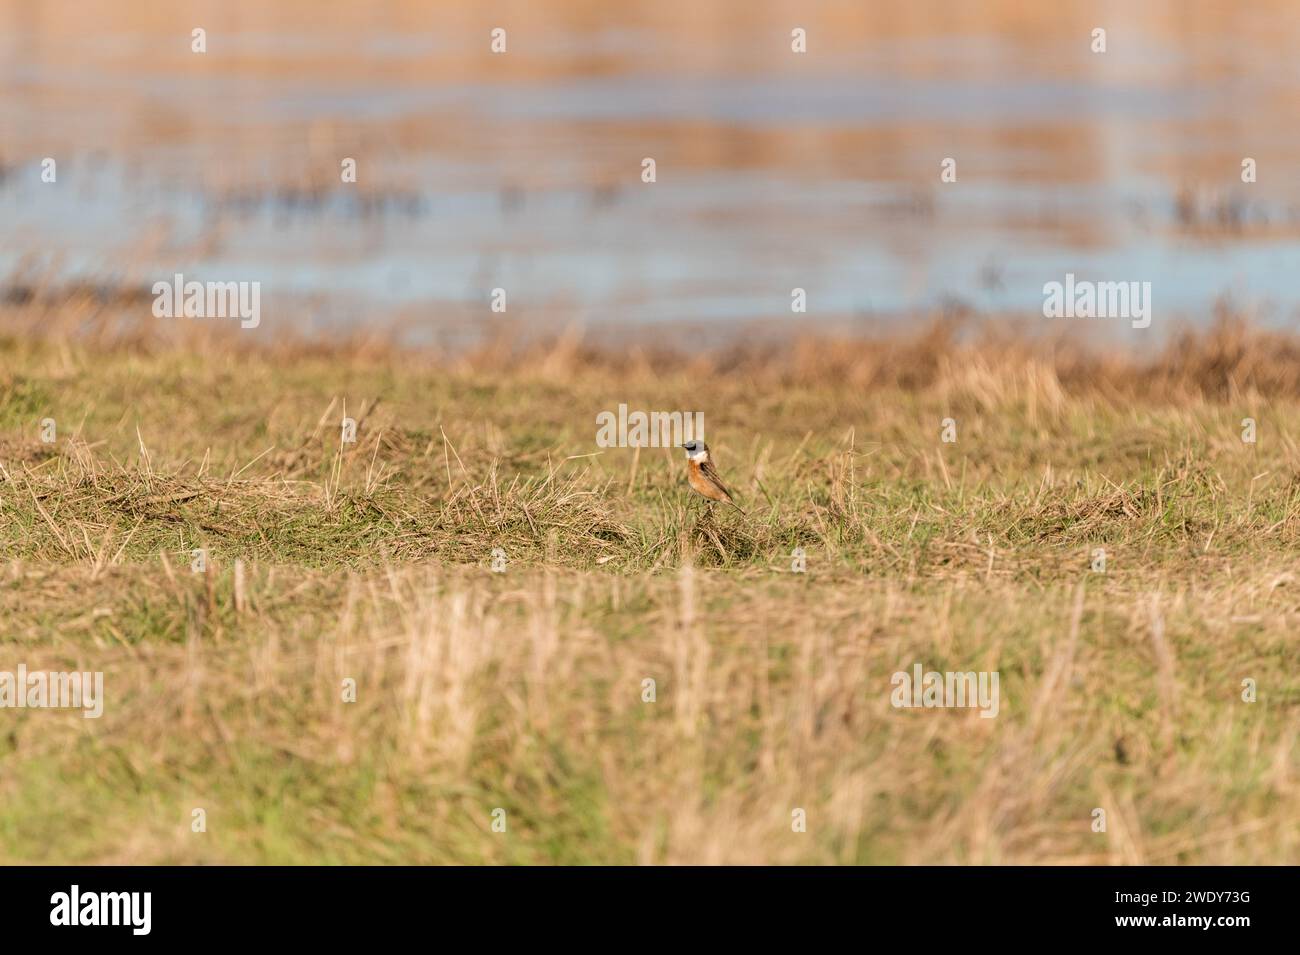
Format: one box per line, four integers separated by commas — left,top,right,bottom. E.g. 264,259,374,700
701,458,734,500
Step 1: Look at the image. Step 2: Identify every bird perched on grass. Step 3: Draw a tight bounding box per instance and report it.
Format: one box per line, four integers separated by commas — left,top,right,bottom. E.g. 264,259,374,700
682,440,745,514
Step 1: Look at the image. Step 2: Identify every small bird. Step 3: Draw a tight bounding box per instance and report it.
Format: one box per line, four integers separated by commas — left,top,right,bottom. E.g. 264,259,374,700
682,440,744,513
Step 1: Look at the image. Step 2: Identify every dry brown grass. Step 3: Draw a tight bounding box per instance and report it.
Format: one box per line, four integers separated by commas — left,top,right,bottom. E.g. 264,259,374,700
0,302,1298,864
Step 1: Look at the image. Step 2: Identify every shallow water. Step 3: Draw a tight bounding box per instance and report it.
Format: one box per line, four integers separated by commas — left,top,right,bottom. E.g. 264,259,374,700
3,0,1300,339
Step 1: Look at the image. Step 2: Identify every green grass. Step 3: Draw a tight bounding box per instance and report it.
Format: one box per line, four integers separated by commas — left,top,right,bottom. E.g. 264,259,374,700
0,321,1297,864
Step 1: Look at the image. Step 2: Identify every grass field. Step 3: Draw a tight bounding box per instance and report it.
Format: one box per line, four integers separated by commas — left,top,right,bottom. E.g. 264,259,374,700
1,308,1297,864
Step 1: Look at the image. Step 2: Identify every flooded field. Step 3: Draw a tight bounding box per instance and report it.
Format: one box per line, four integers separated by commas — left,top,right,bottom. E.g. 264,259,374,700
4,3,1300,876
3,0,1300,338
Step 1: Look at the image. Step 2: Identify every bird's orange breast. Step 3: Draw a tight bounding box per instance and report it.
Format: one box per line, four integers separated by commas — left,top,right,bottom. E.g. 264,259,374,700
688,460,731,501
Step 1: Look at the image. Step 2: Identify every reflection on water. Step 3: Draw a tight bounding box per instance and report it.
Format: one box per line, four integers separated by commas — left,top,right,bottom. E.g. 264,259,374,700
3,0,1300,337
